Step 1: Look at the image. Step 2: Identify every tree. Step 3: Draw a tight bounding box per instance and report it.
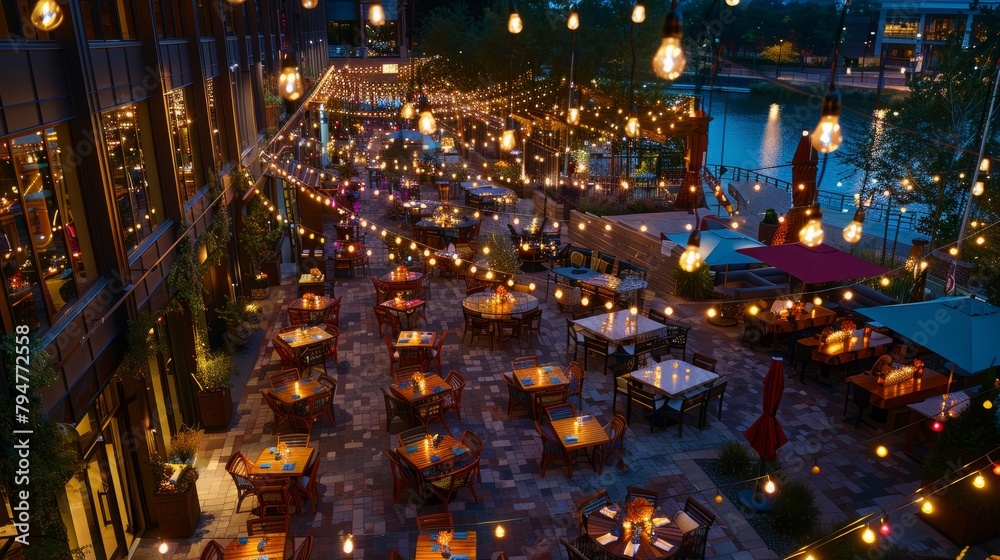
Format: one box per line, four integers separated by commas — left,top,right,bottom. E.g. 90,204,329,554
760,41,801,65
242,197,282,280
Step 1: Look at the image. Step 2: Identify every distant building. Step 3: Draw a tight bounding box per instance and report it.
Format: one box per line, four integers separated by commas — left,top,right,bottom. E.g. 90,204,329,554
326,0,410,59
874,0,1000,72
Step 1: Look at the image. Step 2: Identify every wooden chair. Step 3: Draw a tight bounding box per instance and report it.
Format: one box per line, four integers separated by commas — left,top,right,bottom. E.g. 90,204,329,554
287,306,312,327
648,307,668,324
691,352,718,373
374,305,403,338
531,386,569,419
625,381,666,433
370,275,391,304
297,344,328,377
323,296,342,328
247,515,289,536
502,372,529,419
199,540,225,560
429,332,446,375
225,451,256,513
650,333,671,362
462,307,493,348
274,341,301,371
270,369,300,389
575,489,610,534
416,512,454,530
320,324,340,364
291,455,321,512
261,390,303,434
543,402,576,422
561,538,590,560
566,317,585,358
292,536,314,560
535,421,570,477
252,479,294,518
626,336,658,367
278,433,310,448
381,387,411,431
384,448,418,503
397,426,428,447
511,356,539,371
459,429,485,459
569,251,585,267
317,374,337,395
384,336,426,378
582,334,614,375
413,394,450,433
424,459,479,505
664,324,691,361
677,497,716,560
496,316,521,350
465,284,488,296
625,485,659,505
520,308,543,346
610,356,639,416
595,413,627,473
392,364,424,385
700,379,728,428
301,389,336,431
566,361,586,409
443,369,466,420
662,391,710,438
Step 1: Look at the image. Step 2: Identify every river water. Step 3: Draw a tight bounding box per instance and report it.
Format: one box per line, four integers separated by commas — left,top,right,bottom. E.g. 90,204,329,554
702,91,870,197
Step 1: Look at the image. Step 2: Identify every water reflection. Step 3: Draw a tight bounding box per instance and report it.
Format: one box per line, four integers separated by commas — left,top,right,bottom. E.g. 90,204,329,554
759,103,782,171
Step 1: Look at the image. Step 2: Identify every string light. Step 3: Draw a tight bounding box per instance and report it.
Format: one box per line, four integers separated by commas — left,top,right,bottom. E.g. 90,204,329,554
631,2,646,23
799,204,825,246
972,472,986,489
811,461,820,475
344,534,354,553
495,525,505,538
875,443,889,458
920,499,934,514
278,51,304,101
878,513,891,536
842,207,865,243
714,492,723,503
508,2,523,34
652,5,685,81
30,0,64,30
680,230,702,272
861,525,876,544
301,0,318,7
811,90,843,153
369,2,386,24
763,476,776,494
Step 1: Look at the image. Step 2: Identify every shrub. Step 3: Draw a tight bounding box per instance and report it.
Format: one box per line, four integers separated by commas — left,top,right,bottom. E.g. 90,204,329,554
771,480,820,538
168,426,203,463
194,351,236,392
673,265,717,301
717,441,754,480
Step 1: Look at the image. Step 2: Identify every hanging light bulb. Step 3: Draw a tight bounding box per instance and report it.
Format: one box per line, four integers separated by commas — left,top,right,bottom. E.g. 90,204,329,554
343,534,354,553
973,181,985,196
495,525,506,538
842,207,865,243
725,0,740,5
567,107,581,125
567,8,580,30
879,514,891,536
763,477,776,494
369,2,386,25
500,124,517,152
30,0,64,30
301,0,318,8
861,525,876,544
278,51,304,101
158,541,169,555
811,90,843,153
875,443,889,458
631,2,646,23
418,101,436,135
980,158,990,172
680,230,702,272
508,3,523,34
973,472,987,489
715,492,723,504
625,106,641,138
799,204,825,247
811,461,820,475
920,499,934,514
652,9,686,80
401,102,416,119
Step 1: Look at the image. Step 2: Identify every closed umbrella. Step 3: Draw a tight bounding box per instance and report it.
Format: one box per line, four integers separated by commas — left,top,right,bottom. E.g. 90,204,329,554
790,132,818,207
740,357,788,510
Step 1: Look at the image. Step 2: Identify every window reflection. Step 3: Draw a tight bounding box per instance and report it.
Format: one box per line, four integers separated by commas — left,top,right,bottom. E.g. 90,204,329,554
166,89,199,201
103,104,162,252
206,78,224,169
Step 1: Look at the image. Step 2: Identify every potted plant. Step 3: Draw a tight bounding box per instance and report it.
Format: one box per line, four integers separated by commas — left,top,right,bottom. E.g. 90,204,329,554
243,197,282,299
920,367,1000,545
193,351,236,430
218,295,263,348
758,208,781,245
149,427,202,537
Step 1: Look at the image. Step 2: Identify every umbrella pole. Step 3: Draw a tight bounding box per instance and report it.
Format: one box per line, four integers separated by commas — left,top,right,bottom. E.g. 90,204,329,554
753,453,765,503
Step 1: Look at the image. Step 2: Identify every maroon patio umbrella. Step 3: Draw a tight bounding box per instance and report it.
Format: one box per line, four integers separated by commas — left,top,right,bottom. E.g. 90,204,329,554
740,357,788,509
790,131,818,208
736,242,889,285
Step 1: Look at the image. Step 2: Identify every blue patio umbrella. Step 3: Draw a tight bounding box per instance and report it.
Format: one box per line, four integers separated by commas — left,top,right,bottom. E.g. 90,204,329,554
665,229,764,267
857,296,1000,375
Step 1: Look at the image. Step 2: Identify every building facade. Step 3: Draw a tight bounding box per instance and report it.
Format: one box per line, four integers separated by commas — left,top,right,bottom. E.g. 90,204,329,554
874,0,1000,72
326,0,408,59
0,1,326,558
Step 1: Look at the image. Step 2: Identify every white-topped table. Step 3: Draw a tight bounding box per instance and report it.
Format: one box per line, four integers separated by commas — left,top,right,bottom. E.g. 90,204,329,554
626,359,720,398
574,310,666,344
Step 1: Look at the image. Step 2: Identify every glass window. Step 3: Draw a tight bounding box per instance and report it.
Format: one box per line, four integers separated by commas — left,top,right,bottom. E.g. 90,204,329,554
165,89,201,202
196,0,216,37
151,0,185,38
883,18,919,39
103,104,163,253
78,0,138,40
206,78,224,169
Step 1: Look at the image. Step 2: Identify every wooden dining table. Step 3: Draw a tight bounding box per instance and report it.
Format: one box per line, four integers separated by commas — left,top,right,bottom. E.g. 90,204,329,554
380,270,424,284
380,298,426,329
397,330,437,349
847,369,950,410
297,273,325,297
275,326,334,350
549,414,610,478
265,377,330,406
587,503,682,559
397,434,463,472
512,364,569,393
224,533,288,560
288,294,336,315
390,373,452,404
248,447,315,478
757,305,836,334
413,530,477,560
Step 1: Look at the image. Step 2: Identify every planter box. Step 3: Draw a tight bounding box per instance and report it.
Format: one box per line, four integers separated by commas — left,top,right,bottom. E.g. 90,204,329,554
197,388,232,431
919,491,1000,546
153,483,200,537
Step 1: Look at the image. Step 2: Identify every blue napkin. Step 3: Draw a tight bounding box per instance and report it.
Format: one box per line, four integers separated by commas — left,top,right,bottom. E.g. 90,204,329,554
405,446,418,453
273,385,288,392
238,537,248,545
580,415,593,422
269,447,276,453
430,534,437,542
291,394,301,400
453,447,467,456
421,337,430,344
451,555,469,560
259,463,272,469
543,366,554,373
313,386,325,393
397,381,412,389
550,377,562,384
454,532,468,539
282,337,294,343
430,545,440,551
282,463,296,471
430,455,440,462
521,378,534,386
564,436,578,443
433,387,443,393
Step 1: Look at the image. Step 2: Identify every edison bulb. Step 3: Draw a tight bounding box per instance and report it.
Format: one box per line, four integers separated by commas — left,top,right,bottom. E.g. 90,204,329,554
763,479,776,494
653,36,686,80
861,527,876,544
508,10,523,34
581,296,590,306
343,535,354,553
921,500,934,514
875,445,888,458
567,107,580,125
680,231,702,272
158,541,169,554
418,110,436,135
31,0,64,30
495,525,505,538
401,102,416,119
302,0,318,8
500,129,516,151
625,115,641,138
567,10,579,30
555,288,564,299
973,181,985,196
665,306,673,315
631,3,646,23
725,0,740,5
843,208,865,243
605,301,614,310
748,305,760,316
811,91,843,153
278,56,304,101
811,463,821,475
799,206,825,247
369,2,386,25
973,473,986,489
714,493,723,504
